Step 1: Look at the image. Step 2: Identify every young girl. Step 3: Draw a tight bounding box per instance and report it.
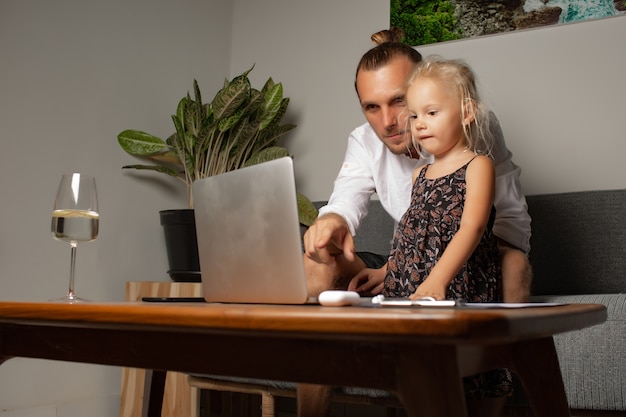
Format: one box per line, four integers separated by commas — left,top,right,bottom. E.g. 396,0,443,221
383,55,501,304
383,56,512,407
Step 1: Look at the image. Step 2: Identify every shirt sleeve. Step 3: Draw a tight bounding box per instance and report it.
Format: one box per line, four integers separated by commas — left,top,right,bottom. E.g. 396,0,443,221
490,114,532,254
317,130,376,236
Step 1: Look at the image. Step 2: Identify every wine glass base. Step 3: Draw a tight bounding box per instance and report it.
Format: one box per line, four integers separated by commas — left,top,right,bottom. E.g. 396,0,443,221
50,294,91,303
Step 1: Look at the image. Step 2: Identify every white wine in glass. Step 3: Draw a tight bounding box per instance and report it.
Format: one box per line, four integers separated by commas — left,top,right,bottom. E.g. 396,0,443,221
51,173,99,302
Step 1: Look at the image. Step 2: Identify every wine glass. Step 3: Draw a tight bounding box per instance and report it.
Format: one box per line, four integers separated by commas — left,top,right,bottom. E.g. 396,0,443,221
50,173,99,303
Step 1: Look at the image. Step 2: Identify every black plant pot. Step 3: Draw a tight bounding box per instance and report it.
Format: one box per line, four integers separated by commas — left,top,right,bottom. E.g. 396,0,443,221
159,209,201,282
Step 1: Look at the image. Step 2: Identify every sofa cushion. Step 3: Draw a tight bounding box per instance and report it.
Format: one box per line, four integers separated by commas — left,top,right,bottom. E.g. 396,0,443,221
526,189,626,295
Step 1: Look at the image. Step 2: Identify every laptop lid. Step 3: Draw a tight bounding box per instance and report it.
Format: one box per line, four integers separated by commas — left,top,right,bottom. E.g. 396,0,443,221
192,157,310,304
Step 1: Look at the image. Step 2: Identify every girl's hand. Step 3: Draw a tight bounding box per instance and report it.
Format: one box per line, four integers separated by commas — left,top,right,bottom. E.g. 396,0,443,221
347,265,387,295
411,279,447,300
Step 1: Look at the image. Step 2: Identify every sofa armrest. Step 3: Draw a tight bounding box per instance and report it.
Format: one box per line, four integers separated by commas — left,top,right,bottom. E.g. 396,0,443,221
531,293,626,410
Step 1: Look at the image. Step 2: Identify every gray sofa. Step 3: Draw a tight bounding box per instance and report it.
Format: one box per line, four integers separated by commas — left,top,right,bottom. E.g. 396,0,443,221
350,190,626,413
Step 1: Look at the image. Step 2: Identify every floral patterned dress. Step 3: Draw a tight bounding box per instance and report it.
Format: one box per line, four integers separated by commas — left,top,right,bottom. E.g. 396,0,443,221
383,159,512,399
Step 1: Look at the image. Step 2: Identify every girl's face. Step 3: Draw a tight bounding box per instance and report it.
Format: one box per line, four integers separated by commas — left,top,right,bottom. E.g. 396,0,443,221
406,77,468,158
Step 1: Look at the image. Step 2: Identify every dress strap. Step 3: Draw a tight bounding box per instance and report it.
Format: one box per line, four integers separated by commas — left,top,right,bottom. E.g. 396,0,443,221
421,155,480,179
465,155,479,168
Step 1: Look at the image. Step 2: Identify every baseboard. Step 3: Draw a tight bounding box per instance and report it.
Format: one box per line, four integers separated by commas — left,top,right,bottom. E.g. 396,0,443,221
0,395,119,417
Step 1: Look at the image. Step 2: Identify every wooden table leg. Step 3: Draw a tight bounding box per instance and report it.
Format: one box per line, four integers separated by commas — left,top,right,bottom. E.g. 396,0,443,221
393,345,468,417
510,337,571,417
295,345,468,417
142,370,166,417
296,383,331,417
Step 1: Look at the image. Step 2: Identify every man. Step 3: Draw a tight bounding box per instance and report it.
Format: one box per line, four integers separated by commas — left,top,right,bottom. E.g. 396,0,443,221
299,27,532,417
303,28,532,303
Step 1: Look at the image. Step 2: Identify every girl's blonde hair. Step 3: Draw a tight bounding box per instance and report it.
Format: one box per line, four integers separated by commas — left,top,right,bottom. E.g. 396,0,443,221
407,55,494,157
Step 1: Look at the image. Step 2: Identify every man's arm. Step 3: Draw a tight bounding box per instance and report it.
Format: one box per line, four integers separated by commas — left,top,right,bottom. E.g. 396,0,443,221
316,130,377,235
489,113,532,254
304,128,377,267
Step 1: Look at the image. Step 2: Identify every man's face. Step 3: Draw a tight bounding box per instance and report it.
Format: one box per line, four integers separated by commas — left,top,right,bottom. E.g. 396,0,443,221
355,56,415,156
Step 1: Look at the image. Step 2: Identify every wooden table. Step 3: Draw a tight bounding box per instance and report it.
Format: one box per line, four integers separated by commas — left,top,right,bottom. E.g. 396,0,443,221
0,301,606,417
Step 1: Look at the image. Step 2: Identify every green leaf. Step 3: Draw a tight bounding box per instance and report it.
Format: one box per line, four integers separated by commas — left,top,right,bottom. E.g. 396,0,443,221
230,65,255,86
241,89,263,116
218,108,245,132
228,117,260,157
122,164,180,177
165,132,180,149
256,123,297,148
149,150,182,165
258,82,284,130
297,192,319,227
212,77,250,120
243,146,289,167
193,79,203,107
184,106,197,135
202,102,214,125
268,98,290,129
261,77,275,94
174,98,187,134
117,130,168,155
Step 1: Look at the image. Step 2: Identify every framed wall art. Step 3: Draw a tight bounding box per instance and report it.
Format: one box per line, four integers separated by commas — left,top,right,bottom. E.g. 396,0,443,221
391,0,626,46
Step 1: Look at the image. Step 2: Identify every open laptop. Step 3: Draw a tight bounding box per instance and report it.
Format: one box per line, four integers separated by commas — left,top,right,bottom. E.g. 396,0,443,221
192,157,314,304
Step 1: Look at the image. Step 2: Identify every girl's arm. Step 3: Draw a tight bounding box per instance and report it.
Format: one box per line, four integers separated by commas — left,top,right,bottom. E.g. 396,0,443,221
412,156,495,300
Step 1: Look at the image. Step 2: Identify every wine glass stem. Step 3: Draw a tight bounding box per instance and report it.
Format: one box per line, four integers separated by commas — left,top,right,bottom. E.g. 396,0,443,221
68,242,78,299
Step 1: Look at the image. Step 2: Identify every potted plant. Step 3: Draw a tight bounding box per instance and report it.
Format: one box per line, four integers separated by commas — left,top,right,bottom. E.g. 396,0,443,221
117,66,318,281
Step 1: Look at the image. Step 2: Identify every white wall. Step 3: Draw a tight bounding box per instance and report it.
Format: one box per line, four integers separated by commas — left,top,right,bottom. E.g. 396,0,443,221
231,2,626,198
0,1,232,415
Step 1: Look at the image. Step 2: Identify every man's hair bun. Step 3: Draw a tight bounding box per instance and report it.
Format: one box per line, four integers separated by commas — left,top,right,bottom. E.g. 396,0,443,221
371,27,405,45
